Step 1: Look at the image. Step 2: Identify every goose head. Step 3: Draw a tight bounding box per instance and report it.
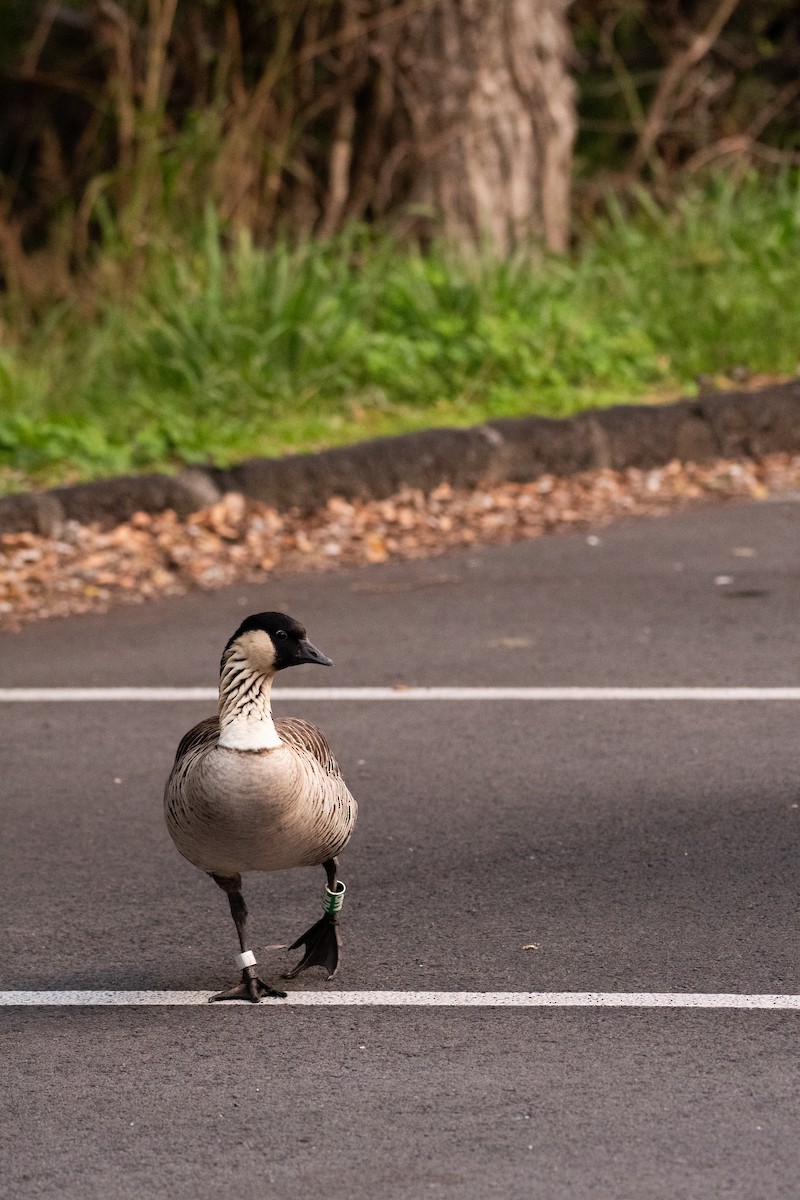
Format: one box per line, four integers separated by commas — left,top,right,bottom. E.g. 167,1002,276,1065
217,612,331,750
221,611,333,679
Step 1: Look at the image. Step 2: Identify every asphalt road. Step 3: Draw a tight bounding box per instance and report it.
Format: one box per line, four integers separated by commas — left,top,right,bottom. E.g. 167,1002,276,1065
2,498,799,1199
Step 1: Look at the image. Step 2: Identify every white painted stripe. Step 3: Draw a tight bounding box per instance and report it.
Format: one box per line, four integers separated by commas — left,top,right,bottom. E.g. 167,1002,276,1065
0,991,798,1008
0,687,218,702
3,687,800,703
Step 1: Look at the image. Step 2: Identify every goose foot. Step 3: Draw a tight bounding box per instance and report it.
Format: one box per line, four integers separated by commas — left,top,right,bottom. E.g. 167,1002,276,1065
210,968,287,1003
284,914,341,980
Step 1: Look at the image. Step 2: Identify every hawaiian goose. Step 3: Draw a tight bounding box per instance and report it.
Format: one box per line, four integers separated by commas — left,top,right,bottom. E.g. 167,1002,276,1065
164,612,357,1002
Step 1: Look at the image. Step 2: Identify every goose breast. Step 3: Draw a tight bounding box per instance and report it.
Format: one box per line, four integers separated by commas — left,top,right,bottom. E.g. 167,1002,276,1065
165,722,357,876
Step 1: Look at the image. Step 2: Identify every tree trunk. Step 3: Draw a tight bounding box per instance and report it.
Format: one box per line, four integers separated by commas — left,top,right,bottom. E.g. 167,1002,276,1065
389,0,576,253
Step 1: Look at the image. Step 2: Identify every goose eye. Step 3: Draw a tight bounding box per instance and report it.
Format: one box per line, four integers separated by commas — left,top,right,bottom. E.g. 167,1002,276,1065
275,629,288,641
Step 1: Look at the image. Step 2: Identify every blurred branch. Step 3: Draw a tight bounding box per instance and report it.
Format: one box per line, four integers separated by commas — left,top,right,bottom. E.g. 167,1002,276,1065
679,77,800,174
746,79,800,141
294,0,436,69
19,2,59,76
142,0,179,119
683,135,800,174
626,0,742,179
5,67,99,102
599,11,646,134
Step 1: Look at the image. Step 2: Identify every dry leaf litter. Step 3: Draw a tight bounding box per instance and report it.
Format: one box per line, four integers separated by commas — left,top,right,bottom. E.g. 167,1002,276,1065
2,454,799,631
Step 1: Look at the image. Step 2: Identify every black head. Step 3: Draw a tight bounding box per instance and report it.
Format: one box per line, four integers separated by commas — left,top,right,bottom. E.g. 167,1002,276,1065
222,611,333,674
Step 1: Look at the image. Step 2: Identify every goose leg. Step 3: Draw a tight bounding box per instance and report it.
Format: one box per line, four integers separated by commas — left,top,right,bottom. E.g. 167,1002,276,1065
284,857,344,980
208,873,287,1002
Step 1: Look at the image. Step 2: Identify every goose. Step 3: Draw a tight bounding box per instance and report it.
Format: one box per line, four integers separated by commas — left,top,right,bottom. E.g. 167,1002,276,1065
164,611,357,1002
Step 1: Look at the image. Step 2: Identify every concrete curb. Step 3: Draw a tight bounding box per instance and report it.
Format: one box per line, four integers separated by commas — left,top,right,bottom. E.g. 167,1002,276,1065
2,381,800,537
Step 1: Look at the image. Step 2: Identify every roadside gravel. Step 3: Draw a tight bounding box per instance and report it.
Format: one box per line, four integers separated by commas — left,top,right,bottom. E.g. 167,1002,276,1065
2,454,799,631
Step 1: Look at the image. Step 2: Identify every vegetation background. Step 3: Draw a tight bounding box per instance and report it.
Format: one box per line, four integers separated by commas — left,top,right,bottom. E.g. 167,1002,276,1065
1,0,799,491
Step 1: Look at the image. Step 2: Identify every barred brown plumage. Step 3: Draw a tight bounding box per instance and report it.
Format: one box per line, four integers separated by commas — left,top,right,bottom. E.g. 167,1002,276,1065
171,714,342,778
163,611,358,1003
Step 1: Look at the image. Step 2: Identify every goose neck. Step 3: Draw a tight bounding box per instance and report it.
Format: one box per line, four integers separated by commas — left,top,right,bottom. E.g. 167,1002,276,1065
217,654,282,751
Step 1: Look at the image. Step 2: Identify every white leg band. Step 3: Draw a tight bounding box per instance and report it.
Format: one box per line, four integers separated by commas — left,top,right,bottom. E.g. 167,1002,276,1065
235,950,257,970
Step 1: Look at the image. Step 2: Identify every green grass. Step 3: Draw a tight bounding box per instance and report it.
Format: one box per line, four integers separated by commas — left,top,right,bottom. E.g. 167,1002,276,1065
1,174,799,492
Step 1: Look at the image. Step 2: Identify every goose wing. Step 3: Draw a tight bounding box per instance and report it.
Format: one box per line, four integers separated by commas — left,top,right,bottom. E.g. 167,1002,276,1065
173,715,220,764
275,716,342,778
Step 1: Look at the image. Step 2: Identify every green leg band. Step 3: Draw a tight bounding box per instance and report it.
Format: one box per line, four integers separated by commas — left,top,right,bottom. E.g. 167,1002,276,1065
323,881,346,916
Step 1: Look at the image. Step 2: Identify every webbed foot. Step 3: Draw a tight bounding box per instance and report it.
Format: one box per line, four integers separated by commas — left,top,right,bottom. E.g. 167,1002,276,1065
284,914,341,980
210,968,287,1003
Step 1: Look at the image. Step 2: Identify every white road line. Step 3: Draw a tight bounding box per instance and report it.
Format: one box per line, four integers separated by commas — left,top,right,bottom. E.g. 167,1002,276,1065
3,687,800,703
1,991,798,1008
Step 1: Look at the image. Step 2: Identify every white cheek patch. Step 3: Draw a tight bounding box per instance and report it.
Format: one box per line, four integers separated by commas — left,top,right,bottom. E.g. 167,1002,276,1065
236,631,277,674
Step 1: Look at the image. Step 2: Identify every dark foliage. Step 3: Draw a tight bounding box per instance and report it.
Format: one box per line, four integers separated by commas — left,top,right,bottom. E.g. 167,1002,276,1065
571,0,800,204
1,1,799,260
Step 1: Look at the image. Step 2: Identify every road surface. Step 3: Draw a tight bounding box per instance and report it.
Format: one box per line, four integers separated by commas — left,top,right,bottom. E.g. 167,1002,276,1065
2,498,798,1198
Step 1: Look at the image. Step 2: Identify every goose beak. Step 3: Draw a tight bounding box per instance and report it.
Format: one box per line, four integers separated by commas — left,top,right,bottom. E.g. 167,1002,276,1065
296,639,333,667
